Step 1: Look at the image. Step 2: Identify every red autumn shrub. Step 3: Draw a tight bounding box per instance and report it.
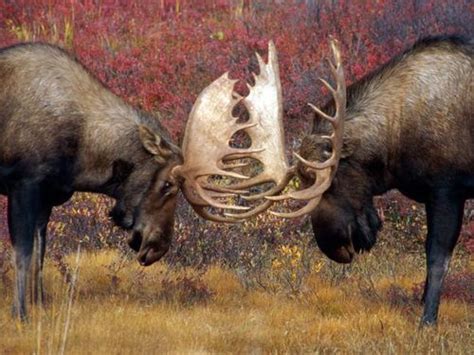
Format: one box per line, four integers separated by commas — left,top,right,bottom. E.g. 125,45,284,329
412,272,474,304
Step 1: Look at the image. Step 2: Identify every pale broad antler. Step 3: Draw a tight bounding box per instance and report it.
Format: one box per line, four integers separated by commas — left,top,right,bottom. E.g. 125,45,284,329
172,39,346,221
172,41,290,222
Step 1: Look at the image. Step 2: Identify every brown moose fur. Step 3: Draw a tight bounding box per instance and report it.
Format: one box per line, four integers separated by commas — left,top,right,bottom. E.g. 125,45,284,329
0,43,182,319
299,36,473,324
0,43,176,189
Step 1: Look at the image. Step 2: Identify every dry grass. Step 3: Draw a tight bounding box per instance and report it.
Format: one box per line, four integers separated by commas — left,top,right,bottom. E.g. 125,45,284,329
0,249,472,354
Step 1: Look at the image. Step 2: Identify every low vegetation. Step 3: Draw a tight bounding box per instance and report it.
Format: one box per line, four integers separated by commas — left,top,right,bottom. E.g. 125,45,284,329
0,239,472,353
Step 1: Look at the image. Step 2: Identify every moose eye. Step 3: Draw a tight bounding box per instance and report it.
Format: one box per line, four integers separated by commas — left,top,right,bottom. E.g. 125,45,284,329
161,181,173,194
322,149,332,159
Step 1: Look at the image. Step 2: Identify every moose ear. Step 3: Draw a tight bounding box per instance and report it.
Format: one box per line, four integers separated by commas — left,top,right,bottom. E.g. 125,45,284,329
138,125,172,162
138,125,161,155
341,135,360,158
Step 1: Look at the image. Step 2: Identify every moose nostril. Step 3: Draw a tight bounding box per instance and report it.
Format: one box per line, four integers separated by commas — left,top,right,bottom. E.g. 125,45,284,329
110,207,135,230
128,232,143,252
138,253,147,266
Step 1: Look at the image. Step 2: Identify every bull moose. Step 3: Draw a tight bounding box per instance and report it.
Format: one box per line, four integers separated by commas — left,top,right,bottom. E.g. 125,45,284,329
0,39,340,320
294,36,473,325
0,43,183,320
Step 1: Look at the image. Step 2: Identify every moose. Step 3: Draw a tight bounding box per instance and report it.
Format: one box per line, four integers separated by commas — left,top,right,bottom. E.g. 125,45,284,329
0,43,184,320
0,41,340,320
294,36,473,325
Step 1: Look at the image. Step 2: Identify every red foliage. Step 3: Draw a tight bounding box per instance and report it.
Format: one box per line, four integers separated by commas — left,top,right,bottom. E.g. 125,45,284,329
460,220,474,254
413,272,474,304
0,1,472,137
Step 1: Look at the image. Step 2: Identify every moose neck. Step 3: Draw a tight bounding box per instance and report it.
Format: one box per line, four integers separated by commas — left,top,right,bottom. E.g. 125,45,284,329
72,92,166,195
340,69,417,197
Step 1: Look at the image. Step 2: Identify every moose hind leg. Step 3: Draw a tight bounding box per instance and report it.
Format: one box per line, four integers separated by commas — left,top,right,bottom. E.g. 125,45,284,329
422,190,464,325
8,183,42,321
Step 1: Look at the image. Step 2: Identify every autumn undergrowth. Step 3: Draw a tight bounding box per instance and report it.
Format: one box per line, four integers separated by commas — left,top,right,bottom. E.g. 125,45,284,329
0,240,472,353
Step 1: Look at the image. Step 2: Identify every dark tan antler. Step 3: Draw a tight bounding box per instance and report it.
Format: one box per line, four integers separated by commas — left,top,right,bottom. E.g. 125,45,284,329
266,39,346,218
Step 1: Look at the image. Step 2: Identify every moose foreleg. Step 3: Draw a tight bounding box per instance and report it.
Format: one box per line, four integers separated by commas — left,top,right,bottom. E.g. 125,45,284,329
422,189,464,325
8,183,41,321
31,208,52,306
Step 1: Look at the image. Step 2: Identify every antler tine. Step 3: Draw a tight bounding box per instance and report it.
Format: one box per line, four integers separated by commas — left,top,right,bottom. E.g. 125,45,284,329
179,178,248,211
265,38,346,218
224,199,274,219
201,182,248,195
192,206,241,223
319,78,337,96
239,167,295,201
269,195,323,218
266,168,331,201
308,102,333,122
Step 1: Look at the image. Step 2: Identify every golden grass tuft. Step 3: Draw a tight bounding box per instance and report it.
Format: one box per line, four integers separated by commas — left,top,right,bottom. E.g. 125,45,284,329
0,250,472,353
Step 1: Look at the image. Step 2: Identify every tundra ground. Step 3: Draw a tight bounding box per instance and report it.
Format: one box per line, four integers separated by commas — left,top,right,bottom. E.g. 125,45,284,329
0,244,471,353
